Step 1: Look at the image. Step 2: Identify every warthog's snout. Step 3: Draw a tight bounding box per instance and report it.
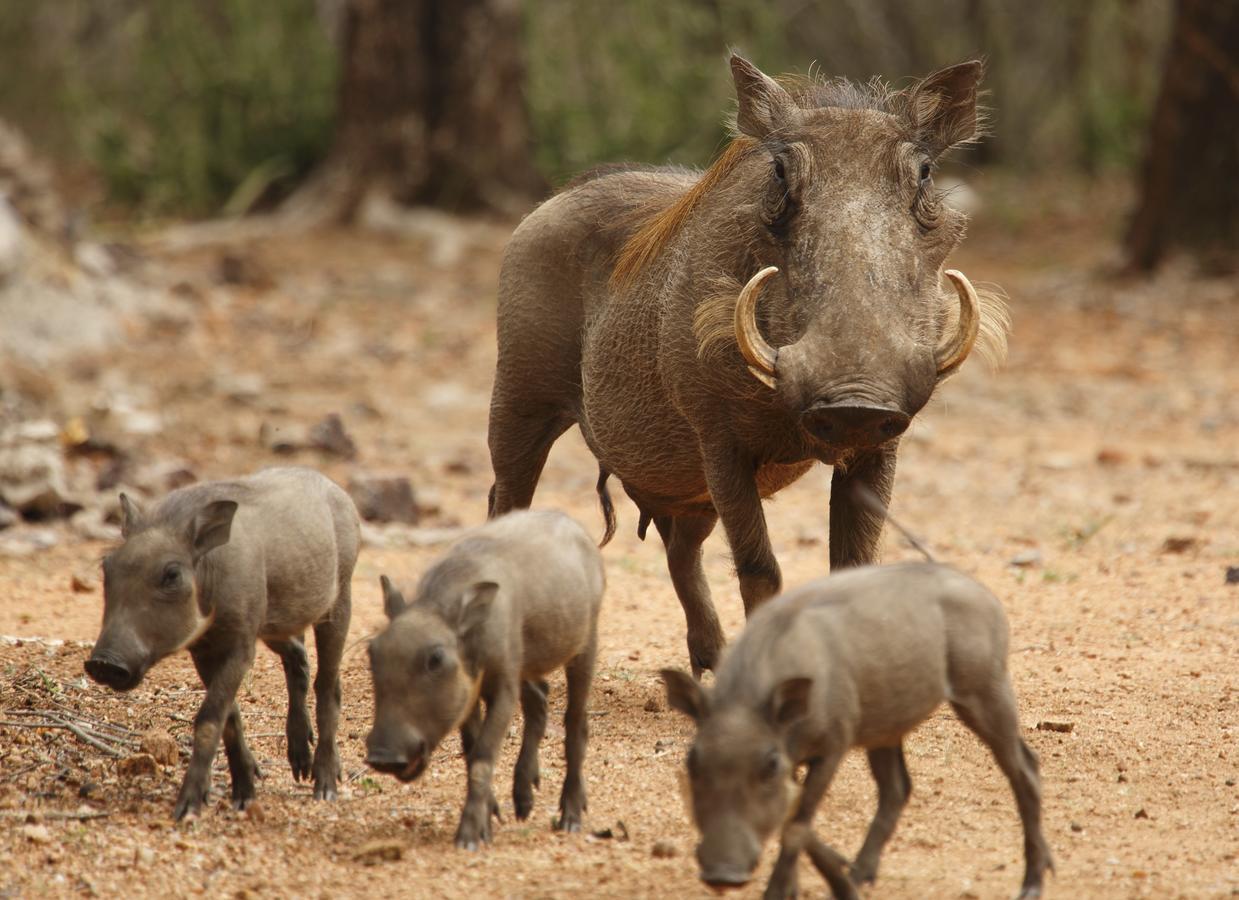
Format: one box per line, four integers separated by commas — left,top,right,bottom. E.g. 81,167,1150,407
801,401,910,448
697,829,760,891
84,653,142,692
365,737,427,783
699,864,752,891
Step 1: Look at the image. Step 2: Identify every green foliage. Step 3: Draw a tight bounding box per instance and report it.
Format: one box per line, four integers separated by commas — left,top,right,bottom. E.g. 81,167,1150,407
68,0,336,217
523,0,788,182
0,0,1172,218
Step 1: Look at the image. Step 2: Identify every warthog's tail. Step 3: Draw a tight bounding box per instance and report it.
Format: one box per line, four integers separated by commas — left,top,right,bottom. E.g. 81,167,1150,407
851,482,935,563
596,467,617,548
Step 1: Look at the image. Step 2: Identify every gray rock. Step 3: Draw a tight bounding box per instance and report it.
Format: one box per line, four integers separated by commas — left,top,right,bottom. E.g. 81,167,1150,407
347,473,418,524
0,420,70,517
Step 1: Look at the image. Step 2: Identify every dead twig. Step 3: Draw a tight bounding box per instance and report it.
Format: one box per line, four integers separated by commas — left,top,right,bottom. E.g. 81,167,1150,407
0,809,110,821
0,717,128,758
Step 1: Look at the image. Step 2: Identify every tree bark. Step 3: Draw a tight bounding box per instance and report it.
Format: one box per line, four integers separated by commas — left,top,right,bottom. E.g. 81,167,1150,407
290,0,544,222
1125,0,1239,272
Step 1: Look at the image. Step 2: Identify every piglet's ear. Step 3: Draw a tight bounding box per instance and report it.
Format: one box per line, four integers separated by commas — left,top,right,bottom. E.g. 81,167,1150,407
456,581,498,642
380,575,407,620
190,500,237,562
766,676,813,730
118,492,145,539
661,668,709,723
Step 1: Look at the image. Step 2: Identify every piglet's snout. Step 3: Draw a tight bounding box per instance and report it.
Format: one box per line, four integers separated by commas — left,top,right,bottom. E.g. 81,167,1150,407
697,829,760,889
365,730,427,782
84,651,139,691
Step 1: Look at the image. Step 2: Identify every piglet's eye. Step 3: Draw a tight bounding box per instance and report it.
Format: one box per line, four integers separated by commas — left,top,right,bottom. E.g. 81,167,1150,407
426,646,446,672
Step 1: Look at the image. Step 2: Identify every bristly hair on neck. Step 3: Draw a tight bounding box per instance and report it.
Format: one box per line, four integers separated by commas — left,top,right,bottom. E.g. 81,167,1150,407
609,137,757,289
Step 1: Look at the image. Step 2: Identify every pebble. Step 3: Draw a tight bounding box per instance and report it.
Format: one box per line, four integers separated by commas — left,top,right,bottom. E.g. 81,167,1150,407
651,840,678,858
22,824,51,845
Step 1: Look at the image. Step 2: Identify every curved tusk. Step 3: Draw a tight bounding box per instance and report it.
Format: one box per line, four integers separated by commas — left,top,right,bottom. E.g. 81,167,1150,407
734,266,781,388
937,269,980,376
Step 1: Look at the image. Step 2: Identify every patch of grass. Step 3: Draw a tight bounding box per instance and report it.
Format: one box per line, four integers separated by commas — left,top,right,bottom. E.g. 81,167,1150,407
68,0,337,217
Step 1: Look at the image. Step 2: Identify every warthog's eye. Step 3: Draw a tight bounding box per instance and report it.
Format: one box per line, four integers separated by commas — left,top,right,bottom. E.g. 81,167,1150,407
912,157,941,230
763,154,796,234
159,564,182,591
425,645,446,673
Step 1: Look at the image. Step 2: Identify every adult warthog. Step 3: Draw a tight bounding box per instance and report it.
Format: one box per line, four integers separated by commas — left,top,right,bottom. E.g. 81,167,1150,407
488,54,1007,674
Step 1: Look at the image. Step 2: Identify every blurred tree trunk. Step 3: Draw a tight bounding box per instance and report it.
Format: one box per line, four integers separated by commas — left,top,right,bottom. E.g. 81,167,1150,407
1125,0,1239,272
289,0,544,221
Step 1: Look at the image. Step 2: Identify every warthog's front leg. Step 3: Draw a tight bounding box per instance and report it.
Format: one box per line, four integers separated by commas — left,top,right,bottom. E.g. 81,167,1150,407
764,749,855,900
456,679,516,850
829,442,898,570
182,644,255,819
850,744,913,883
703,443,781,616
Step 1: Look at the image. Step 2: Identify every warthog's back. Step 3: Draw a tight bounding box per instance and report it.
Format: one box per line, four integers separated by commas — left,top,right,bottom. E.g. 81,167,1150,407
453,510,604,672
157,468,359,637
717,563,1010,748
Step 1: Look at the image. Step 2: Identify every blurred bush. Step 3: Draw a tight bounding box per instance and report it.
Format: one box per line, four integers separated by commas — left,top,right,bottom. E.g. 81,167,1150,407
0,0,1171,218
0,0,336,218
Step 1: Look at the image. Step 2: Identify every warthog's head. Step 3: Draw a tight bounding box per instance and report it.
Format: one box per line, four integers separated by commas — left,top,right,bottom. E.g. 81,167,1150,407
621,55,1008,454
85,494,234,692
364,575,495,782
661,668,812,889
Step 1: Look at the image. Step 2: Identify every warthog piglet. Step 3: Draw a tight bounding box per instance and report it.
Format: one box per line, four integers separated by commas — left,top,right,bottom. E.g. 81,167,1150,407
85,467,360,820
366,509,604,849
662,562,1052,899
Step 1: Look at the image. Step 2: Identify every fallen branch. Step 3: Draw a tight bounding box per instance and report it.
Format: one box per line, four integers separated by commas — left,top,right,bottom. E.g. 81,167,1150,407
0,717,127,758
0,809,110,821
56,717,127,758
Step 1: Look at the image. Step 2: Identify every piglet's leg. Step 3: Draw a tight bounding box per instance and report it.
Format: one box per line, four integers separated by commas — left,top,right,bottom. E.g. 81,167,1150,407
455,679,517,850
460,703,501,824
556,635,597,833
951,681,1053,899
179,645,254,820
513,680,548,821
311,579,351,801
850,744,912,883
763,748,856,900
265,637,313,783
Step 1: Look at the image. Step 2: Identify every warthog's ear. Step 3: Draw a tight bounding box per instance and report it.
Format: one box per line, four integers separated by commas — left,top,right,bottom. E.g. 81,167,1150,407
189,500,238,562
730,53,797,139
661,668,709,722
908,60,983,157
766,677,813,730
455,581,498,647
380,575,408,620
118,492,146,539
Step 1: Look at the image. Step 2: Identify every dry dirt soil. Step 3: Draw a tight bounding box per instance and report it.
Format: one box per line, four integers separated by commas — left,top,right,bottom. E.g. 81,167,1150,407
1,183,1237,899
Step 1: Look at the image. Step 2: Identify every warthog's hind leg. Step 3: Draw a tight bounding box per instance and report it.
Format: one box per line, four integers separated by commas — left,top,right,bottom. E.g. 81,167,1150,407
487,402,573,517
951,680,1053,899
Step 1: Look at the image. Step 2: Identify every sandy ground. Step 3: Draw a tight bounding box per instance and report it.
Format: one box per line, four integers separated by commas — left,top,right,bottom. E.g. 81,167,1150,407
1,182,1237,899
